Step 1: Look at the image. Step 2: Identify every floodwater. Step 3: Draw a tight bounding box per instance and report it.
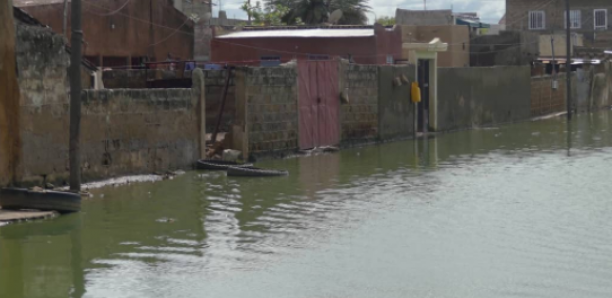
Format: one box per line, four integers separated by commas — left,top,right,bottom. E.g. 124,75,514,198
2,110,612,298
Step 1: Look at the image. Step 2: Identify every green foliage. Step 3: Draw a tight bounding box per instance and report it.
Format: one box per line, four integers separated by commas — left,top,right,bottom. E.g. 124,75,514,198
241,1,291,26
377,16,395,26
274,0,371,25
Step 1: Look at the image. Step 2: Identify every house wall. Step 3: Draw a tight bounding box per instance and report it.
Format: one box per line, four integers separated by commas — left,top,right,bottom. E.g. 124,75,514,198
15,24,70,185
339,63,379,144
377,65,417,140
437,66,532,131
235,67,299,159
211,25,402,65
506,0,612,46
470,31,540,66
395,9,454,26
16,0,193,65
13,23,204,185
0,3,21,186
400,25,470,67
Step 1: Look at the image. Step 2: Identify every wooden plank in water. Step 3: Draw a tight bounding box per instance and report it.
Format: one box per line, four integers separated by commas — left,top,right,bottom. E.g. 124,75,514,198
0,210,58,223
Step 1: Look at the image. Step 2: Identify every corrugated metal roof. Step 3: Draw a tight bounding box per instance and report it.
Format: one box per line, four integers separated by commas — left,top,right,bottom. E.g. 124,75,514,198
217,28,374,39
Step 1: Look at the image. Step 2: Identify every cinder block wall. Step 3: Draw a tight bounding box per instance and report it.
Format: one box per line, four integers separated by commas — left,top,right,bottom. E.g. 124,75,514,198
437,66,532,131
340,63,379,144
103,69,235,133
239,67,299,158
79,89,199,182
377,64,416,140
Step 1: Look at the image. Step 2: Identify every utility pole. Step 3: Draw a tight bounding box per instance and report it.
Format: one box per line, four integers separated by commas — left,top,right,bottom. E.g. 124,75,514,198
69,0,82,191
424,0,426,10
565,0,572,120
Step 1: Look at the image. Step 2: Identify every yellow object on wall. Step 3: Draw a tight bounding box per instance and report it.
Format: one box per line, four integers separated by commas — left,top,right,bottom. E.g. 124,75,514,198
411,82,421,103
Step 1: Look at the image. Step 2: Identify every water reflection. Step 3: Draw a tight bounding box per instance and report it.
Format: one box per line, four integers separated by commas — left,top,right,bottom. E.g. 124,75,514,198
1,110,611,298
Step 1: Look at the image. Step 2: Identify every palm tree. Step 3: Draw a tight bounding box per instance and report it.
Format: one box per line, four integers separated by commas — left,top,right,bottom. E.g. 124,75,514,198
275,0,370,25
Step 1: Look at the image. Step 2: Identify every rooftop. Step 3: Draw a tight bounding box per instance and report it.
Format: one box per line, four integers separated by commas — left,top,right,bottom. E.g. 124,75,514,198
218,26,376,39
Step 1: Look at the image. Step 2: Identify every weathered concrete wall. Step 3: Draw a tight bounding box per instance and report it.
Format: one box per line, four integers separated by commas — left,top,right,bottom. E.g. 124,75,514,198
103,69,234,133
340,63,379,145
236,67,298,159
19,87,199,185
1,3,21,186
531,75,567,117
437,66,532,131
377,65,416,140
78,89,199,182
471,31,539,67
15,24,70,185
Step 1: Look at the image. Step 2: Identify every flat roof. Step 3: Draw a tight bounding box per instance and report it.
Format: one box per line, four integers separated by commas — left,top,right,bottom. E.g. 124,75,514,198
217,28,375,39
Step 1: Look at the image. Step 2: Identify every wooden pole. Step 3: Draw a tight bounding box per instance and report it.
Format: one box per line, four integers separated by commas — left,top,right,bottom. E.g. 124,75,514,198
211,66,232,143
69,0,83,191
565,0,572,120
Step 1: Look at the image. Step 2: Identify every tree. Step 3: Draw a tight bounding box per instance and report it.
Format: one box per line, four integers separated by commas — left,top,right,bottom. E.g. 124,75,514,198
241,1,294,26
274,0,371,25
377,16,395,26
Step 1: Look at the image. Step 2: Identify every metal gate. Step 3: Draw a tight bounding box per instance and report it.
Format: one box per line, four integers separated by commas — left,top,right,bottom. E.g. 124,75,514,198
298,60,340,150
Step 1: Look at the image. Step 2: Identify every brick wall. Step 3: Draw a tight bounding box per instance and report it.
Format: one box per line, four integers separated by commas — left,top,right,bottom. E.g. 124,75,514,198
235,67,298,158
531,75,567,116
340,63,379,144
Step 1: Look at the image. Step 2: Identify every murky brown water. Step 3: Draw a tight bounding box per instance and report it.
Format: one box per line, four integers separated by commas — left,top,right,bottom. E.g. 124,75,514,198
1,111,612,298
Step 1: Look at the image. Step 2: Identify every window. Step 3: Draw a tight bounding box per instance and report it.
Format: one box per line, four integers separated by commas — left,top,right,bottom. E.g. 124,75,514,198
594,9,607,30
386,55,394,64
565,10,581,29
529,11,545,30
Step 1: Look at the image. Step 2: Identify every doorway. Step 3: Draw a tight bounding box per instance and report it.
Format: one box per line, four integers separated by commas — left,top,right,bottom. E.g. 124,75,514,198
417,59,431,132
297,60,340,150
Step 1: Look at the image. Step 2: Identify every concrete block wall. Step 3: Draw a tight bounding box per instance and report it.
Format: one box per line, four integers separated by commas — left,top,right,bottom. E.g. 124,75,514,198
437,66,532,131
15,25,71,185
531,75,567,117
18,87,199,185
377,65,417,140
78,89,198,182
103,69,235,133
237,67,298,157
340,64,379,144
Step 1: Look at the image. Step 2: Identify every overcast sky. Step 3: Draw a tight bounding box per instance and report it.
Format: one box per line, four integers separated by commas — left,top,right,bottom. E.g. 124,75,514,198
213,0,506,24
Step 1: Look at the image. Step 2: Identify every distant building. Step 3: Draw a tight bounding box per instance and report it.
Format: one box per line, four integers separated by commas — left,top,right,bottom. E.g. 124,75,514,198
14,0,194,68
211,24,402,65
506,0,612,47
395,8,471,67
395,9,454,26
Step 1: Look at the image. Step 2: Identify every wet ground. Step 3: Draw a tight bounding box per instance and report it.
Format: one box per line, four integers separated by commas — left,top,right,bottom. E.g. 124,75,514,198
1,110,611,298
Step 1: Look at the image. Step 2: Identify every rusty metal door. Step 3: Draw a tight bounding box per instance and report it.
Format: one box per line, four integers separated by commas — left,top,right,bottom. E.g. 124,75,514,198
298,60,339,150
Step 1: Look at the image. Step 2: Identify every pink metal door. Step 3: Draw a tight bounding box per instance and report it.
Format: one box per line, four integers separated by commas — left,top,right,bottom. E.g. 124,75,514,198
298,60,339,150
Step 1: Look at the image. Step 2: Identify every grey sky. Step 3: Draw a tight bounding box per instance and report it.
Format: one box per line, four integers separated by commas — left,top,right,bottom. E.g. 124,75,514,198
214,0,506,24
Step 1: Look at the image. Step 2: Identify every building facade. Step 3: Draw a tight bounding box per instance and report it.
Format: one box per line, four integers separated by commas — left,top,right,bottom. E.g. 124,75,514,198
506,0,612,46
14,0,194,68
211,25,402,65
